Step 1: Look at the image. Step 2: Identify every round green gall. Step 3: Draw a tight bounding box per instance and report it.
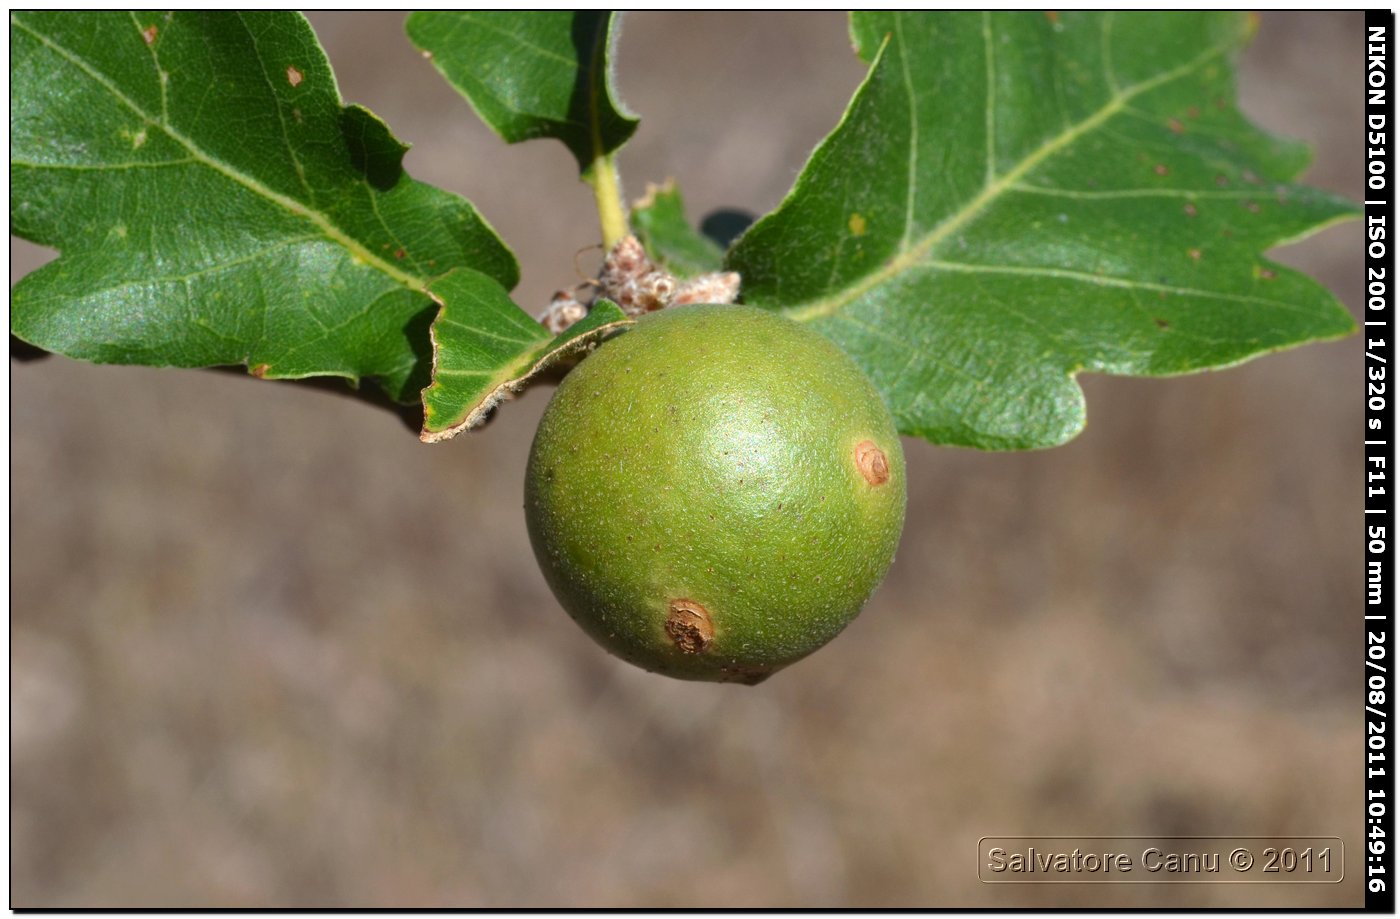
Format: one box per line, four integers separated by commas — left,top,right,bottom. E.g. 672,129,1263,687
524,304,906,684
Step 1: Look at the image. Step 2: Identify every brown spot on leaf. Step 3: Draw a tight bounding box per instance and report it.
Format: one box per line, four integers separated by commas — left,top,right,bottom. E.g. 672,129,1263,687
1215,174,1229,187
394,248,406,259
1153,164,1169,177
1045,11,1059,22
140,24,158,45
854,440,890,487
250,363,271,378
666,600,713,654
1187,106,1201,119
1188,248,1201,261
1183,202,1198,217
286,66,303,87
1168,118,1184,134
1153,317,1170,329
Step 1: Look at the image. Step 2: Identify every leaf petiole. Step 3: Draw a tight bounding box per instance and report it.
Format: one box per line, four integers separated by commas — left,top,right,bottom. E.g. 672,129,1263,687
588,151,628,250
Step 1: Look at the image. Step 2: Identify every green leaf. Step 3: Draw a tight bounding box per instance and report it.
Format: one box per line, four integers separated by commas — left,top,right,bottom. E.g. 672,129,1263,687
340,104,410,192
405,11,637,178
10,10,520,403
421,286,633,442
729,11,1358,450
631,180,725,278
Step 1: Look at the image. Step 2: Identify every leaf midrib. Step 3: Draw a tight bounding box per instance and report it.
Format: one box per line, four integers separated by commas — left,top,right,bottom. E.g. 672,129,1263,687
786,25,1240,324
11,12,430,296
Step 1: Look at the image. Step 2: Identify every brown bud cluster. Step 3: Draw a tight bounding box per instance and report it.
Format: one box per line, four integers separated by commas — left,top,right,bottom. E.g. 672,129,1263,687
537,235,741,333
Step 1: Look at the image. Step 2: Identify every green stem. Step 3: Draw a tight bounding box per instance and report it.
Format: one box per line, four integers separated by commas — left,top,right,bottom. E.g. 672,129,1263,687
588,153,628,250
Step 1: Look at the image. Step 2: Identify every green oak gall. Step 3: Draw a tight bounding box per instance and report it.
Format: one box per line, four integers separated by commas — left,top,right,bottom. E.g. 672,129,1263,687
524,305,906,683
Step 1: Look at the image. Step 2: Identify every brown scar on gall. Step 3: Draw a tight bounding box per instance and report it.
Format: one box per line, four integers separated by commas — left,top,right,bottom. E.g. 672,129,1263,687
854,440,890,487
719,663,773,686
665,599,714,654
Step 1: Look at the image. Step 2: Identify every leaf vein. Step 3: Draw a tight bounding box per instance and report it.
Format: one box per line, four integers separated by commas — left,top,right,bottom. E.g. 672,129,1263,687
917,259,1318,316
11,158,198,171
1009,183,1282,201
454,13,578,68
896,15,920,248
235,11,314,203
982,12,996,185
437,319,542,347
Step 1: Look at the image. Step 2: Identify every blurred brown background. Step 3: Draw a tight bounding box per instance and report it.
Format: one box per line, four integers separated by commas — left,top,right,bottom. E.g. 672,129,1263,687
10,12,1365,908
